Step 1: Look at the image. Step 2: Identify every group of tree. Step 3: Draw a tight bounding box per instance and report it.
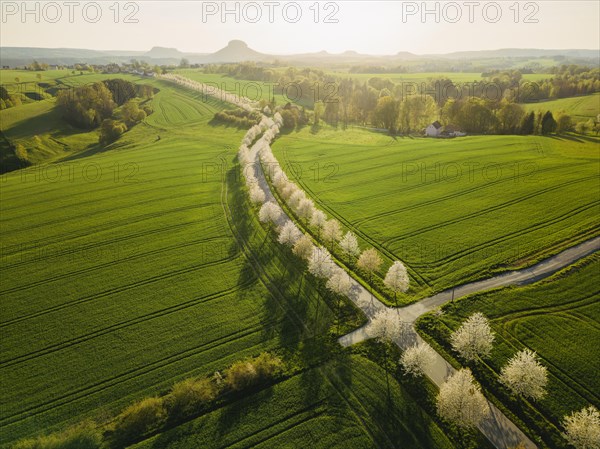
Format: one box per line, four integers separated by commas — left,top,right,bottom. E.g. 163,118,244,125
213,107,262,128
439,311,600,448
55,78,153,145
206,62,597,135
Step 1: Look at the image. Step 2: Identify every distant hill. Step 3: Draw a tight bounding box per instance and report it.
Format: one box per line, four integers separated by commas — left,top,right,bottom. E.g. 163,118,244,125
203,40,268,63
1,41,598,68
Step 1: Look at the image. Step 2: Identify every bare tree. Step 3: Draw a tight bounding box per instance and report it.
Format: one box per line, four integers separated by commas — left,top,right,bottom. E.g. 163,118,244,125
401,344,436,378
357,248,382,296
437,368,489,429
339,231,360,263
562,406,600,449
322,219,342,251
500,349,548,401
384,261,409,305
450,312,495,362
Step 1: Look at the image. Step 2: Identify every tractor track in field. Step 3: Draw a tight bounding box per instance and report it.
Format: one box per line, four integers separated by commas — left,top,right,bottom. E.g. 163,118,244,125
0,276,256,369
0,219,209,270
217,402,327,449
386,198,600,246
393,202,600,269
493,290,599,323
284,153,431,290
322,365,396,448
499,315,600,406
353,173,598,227
0,146,224,208
220,168,313,335
1,194,209,238
0,320,272,428
0,255,240,328
0,235,230,296
0,173,210,223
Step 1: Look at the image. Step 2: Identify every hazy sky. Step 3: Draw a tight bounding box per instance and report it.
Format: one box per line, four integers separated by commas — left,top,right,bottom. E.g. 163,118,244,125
1,1,599,54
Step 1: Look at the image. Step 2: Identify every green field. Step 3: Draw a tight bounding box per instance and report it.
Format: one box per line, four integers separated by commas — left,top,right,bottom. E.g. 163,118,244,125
416,254,600,448
0,78,461,448
0,70,150,169
173,70,291,106
271,127,600,300
132,354,454,449
325,71,551,84
522,93,600,122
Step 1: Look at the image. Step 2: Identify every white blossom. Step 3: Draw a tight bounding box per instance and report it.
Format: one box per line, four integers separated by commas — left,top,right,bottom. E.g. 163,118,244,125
278,220,302,247
339,231,360,259
450,312,495,362
308,246,333,279
401,344,436,378
563,406,600,449
437,369,489,429
259,201,280,225
499,349,548,400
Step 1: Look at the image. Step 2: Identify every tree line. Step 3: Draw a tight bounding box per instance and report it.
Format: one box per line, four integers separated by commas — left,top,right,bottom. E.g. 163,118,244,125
200,63,598,135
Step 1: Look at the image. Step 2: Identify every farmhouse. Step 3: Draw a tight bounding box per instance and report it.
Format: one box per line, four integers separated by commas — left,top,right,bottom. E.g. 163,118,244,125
425,121,442,137
425,122,466,138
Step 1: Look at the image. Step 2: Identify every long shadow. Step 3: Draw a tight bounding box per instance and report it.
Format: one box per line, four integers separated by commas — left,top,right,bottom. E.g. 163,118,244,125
219,162,338,426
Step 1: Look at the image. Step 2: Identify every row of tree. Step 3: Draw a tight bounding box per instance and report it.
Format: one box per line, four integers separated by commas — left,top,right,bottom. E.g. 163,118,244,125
200,63,598,134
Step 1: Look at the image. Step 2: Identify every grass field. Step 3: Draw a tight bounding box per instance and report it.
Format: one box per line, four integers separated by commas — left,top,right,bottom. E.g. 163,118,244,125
0,70,151,169
132,354,455,449
173,70,291,106
271,127,600,301
325,71,551,84
416,254,600,448
522,93,600,122
0,79,331,444
0,78,464,448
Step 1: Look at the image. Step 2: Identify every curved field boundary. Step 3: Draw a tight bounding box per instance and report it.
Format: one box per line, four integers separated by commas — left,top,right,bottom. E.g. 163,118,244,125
170,74,541,449
282,152,431,290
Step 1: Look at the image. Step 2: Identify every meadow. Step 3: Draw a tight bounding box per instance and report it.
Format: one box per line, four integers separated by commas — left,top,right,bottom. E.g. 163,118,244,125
416,254,600,448
0,78,460,448
271,127,600,300
521,92,600,121
0,70,148,168
173,70,291,106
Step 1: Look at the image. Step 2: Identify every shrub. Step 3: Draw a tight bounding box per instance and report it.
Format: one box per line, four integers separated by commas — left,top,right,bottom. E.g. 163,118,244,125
112,397,166,445
99,119,127,145
12,421,101,449
225,353,283,391
165,377,218,419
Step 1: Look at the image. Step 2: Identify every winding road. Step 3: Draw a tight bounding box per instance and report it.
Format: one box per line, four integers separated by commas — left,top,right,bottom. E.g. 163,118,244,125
165,74,600,449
